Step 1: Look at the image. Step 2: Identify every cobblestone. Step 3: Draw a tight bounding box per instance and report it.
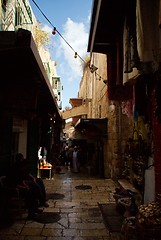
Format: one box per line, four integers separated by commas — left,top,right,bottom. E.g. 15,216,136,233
0,167,121,240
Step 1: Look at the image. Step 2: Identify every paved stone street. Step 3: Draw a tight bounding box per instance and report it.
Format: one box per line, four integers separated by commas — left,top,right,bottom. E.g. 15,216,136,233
0,167,121,240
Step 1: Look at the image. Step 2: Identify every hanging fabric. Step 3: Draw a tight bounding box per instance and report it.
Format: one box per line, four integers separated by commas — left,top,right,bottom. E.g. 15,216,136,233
136,0,160,73
123,0,141,84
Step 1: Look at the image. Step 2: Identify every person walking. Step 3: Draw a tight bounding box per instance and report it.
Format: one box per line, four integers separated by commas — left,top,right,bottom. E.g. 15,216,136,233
64,145,69,167
68,146,74,168
72,146,79,173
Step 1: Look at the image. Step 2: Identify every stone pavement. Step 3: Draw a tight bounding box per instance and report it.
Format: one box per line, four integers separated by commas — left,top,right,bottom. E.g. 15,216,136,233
0,167,121,240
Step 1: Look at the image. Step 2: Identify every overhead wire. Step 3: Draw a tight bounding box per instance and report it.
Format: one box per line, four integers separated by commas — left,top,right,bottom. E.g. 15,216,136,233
31,0,105,82
31,0,85,63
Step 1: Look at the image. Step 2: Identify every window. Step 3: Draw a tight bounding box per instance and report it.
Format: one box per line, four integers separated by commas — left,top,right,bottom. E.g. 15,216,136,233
52,77,60,89
15,7,22,26
2,0,7,13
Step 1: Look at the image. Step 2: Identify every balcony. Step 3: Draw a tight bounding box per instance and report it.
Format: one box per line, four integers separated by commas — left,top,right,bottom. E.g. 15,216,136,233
1,0,33,31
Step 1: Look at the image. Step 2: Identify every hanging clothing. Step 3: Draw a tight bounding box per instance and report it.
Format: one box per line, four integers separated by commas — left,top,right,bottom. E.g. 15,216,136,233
123,0,141,84
121,100,134,118
136,0,160,71
159,0,161,28
155,71,161,123
134,75,148,118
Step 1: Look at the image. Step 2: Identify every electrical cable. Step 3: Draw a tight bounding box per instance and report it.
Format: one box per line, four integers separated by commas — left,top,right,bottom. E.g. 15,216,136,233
31,0,85,62
30,0,105,81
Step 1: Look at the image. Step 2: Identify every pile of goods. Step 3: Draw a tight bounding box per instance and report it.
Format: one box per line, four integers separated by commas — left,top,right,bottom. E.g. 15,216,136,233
113,187,138,216
118,197,131,208
113,187,136,201
121,216,136,237
137,201,161,226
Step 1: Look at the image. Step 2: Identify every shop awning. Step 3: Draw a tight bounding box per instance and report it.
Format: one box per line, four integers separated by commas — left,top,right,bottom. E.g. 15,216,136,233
87,0,127,54
74,118,108,138
87,0,133,101
0,29,61,121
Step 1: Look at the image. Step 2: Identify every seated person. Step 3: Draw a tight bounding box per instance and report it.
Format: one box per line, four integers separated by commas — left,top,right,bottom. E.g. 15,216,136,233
6,153,49,219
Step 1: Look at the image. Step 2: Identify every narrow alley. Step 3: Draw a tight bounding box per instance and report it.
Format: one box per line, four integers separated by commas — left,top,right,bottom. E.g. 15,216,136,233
0,167,121,240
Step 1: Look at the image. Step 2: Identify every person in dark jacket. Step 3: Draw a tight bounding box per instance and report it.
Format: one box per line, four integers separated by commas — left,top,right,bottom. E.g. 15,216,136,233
6,153,49,219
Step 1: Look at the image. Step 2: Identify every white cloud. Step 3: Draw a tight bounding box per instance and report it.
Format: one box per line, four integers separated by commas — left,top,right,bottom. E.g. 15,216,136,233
42,24,52,33
88,11,91,23
41,18,89,82
40,17,90,109
57,18,89,81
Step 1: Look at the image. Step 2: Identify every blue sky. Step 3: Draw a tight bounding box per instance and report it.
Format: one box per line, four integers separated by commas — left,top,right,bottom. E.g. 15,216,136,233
29,0,93,110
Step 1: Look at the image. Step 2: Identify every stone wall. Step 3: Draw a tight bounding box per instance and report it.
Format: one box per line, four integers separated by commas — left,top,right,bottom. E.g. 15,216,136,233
65,52,134,179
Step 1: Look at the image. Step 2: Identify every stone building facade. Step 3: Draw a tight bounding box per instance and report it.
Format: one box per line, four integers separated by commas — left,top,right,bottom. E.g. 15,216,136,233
62,52,133,179
86,0,161,205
